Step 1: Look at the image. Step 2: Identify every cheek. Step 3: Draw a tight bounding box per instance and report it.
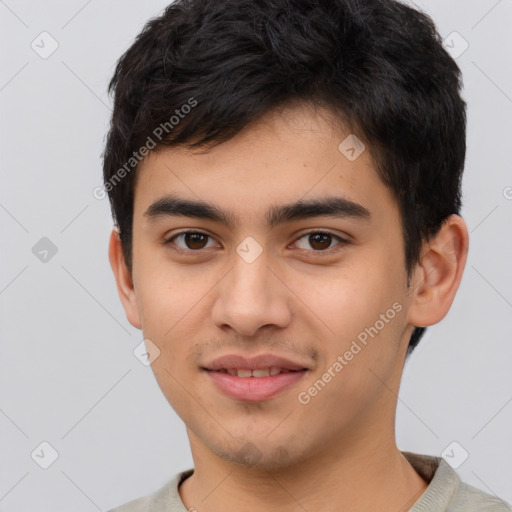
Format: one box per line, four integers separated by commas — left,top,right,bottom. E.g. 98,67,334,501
134,250,208,331
296,253,407,390
295,271,406,426
300,264,401,338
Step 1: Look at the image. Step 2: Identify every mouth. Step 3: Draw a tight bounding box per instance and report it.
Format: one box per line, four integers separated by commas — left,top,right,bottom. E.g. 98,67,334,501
201,353,311,401
203,366,308,401
207,367,306,377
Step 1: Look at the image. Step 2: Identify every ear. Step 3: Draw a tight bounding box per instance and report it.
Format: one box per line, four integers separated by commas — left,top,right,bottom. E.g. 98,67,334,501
407,214,469,328
108,228,142,329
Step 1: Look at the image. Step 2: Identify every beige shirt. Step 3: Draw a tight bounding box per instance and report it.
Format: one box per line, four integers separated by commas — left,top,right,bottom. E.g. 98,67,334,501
108,451,511,511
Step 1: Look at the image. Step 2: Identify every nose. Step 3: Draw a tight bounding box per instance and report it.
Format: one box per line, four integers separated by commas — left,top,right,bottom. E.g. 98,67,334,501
211,249,292,337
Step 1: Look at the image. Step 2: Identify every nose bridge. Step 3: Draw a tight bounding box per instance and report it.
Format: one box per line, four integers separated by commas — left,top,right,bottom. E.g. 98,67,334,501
228,245,273,304
212,242,291,335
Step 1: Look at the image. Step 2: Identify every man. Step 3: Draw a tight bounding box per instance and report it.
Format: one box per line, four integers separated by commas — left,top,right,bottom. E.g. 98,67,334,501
103,0,511,510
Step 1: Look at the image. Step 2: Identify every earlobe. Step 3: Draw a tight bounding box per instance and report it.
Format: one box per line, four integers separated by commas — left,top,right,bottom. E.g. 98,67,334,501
407,215,469,328
108,229,142,330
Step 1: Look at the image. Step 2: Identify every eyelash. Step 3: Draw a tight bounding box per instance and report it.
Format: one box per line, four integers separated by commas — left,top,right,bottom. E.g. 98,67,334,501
163,230,349,256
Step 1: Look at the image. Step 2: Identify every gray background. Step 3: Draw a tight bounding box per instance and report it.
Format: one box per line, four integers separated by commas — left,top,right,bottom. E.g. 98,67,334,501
0,0,511,510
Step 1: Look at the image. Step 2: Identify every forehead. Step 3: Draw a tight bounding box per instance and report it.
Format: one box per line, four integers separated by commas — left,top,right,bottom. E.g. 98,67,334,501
133,104,399,228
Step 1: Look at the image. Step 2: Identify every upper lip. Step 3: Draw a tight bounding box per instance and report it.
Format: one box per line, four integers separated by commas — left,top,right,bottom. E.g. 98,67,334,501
202,353,309,371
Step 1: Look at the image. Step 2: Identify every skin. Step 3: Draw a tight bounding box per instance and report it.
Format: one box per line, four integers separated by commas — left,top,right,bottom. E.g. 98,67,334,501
109,102,469,512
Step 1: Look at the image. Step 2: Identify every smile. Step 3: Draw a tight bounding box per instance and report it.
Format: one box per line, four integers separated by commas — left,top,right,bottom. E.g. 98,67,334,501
212,367,301,377
205,368,308,401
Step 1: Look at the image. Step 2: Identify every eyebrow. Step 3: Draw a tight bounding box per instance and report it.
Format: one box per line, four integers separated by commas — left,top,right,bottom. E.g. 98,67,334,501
144,194,371,229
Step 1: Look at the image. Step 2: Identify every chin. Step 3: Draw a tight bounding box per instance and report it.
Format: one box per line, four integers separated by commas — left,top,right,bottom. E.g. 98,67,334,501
208,437,308,471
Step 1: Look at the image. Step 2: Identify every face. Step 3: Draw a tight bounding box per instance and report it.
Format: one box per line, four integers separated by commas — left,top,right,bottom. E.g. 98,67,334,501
123,103,418,469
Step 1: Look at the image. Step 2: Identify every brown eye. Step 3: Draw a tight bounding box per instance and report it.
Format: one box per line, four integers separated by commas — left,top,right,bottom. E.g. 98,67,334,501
183,232,209,250
294,231,348,253
308,233,332,250
166,231,217,252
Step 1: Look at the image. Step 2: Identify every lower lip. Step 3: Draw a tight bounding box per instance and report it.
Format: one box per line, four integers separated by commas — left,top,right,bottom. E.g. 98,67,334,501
206,370,307,402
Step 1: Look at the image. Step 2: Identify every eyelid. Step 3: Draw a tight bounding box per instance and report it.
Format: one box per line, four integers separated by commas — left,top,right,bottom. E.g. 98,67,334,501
294,228,350,241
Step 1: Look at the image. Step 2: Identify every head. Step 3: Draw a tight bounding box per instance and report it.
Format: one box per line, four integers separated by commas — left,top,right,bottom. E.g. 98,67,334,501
105,0,468,469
